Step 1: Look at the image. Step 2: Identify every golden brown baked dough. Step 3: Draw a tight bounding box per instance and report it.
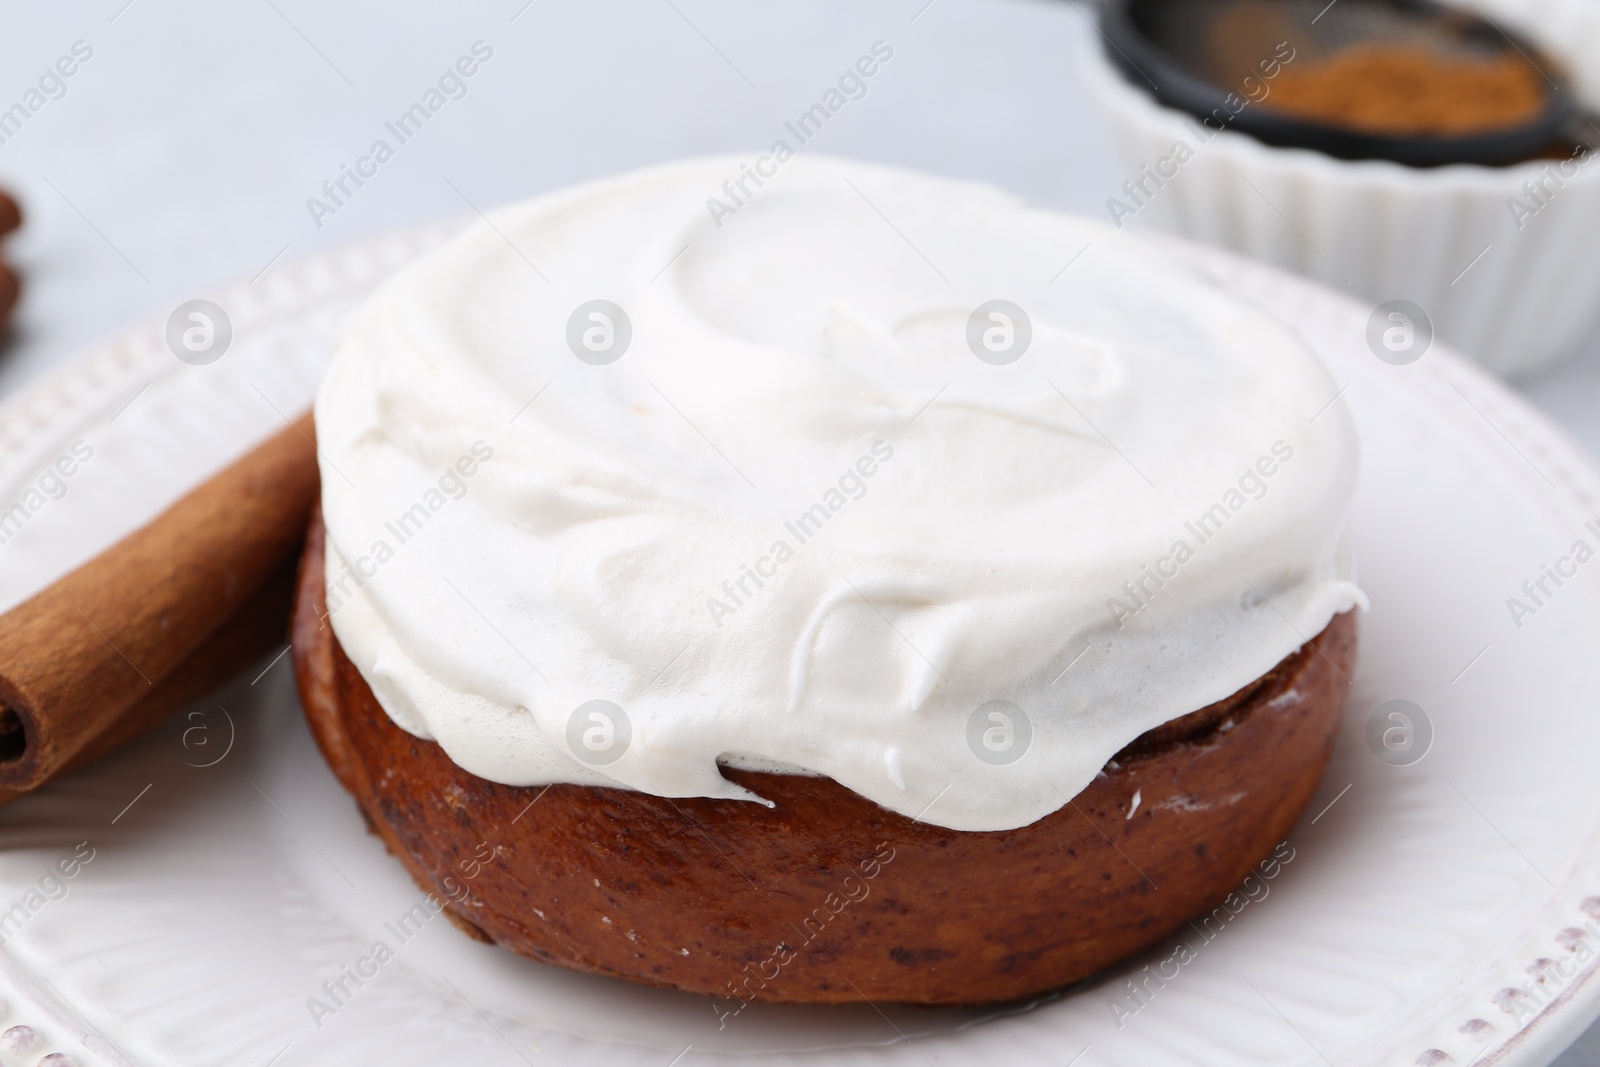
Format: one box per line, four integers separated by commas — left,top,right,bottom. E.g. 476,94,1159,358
291,507,1356,1006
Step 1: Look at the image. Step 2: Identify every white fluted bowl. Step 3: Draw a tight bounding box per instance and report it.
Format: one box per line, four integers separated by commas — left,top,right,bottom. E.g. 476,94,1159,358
1079,0,1600,378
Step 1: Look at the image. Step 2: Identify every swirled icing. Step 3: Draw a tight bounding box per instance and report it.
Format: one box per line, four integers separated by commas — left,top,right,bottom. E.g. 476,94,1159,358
315,155,1362,831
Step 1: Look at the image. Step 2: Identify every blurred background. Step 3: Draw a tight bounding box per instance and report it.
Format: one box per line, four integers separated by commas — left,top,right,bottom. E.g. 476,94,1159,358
0,0,1595,1061
2,0,1597,437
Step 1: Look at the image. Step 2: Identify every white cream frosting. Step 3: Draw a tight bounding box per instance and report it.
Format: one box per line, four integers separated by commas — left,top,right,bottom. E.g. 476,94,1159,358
314,155,1363,832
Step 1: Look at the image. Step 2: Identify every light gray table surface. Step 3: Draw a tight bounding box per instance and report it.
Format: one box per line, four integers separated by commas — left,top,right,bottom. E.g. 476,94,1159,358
0,1,1596,1062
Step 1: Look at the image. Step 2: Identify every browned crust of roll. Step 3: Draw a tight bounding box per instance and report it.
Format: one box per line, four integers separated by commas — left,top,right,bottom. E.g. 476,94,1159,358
292,505,1357,1006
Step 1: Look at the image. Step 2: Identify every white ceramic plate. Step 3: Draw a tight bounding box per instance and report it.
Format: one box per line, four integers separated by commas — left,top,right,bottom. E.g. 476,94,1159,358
1,223,1598,1067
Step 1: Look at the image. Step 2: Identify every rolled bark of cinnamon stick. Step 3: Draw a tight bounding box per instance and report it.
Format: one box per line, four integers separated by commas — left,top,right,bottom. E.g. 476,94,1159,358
0,412,319,795
0,553,301,806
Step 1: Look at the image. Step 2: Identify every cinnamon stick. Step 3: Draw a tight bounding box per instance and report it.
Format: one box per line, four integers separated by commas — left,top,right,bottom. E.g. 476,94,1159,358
0,553,300,806
0,412,319,794
0,190,22,330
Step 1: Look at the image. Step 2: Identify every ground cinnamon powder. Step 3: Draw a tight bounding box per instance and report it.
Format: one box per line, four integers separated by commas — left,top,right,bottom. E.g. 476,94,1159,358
1259,43,1546,136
